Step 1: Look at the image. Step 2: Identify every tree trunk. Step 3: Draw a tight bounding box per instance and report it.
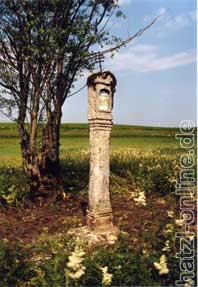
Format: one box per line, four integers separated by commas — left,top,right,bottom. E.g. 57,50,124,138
18,112,63,200
39,111,63,197
18,123,40,195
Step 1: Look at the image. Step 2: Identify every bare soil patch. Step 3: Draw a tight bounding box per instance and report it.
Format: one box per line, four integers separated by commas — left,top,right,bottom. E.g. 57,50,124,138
0,194,174,245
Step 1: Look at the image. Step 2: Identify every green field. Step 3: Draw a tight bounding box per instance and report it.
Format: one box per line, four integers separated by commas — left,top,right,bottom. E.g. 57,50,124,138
0,123,197,287
0,123,181,164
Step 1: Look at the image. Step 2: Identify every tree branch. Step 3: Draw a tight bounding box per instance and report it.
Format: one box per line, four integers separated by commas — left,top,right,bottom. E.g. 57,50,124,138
88,13,163,58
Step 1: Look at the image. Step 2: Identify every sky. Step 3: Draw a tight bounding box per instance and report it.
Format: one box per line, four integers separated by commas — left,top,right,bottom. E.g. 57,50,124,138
63,0,197,127
0,0,196,127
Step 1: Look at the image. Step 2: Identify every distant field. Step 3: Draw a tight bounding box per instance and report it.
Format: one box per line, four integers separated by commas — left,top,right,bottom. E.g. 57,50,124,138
0,122,187,164
0,122,180,138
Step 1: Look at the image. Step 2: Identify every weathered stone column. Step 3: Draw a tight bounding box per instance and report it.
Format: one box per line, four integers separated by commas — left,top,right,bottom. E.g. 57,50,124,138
86,71,117,233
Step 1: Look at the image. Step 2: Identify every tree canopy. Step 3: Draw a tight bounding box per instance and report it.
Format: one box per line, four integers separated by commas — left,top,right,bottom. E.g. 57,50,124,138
0,0,122,121
0,0,123,197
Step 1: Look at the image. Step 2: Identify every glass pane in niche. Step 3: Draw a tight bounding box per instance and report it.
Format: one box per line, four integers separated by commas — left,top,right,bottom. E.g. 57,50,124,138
99,89,110,111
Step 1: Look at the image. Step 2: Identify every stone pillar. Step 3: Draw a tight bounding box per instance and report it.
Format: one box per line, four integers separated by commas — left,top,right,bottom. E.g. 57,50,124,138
86,71,117,232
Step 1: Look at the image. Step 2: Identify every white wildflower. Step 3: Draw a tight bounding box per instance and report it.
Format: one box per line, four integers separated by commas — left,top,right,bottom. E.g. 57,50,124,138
175,219,185,226
189,192,195,199
66,246,86,280
100,266,113,286
67,250,85,269
184,278,194,287
154,254,169,275
185,232,195,241
162,240,171,252
164,223,174,234
68,267,86,280
142,249,149,257
133,191,147,206
167,210,174,218
157,198,166,204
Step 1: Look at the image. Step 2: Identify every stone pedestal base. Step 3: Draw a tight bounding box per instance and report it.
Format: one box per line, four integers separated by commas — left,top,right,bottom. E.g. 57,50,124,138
66,212,120,246
69,225,120,246
86,212,113,230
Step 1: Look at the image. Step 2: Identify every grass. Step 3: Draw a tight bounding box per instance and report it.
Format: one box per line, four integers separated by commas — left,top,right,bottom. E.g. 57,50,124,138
0,122,180,136
0,123,181,164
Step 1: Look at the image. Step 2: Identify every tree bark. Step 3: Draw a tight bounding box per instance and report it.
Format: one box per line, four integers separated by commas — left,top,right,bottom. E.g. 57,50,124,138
39,110,63,197
18,110,63,199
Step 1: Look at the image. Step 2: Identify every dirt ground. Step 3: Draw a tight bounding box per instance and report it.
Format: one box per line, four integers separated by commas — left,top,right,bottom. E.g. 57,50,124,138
0,193,172,246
